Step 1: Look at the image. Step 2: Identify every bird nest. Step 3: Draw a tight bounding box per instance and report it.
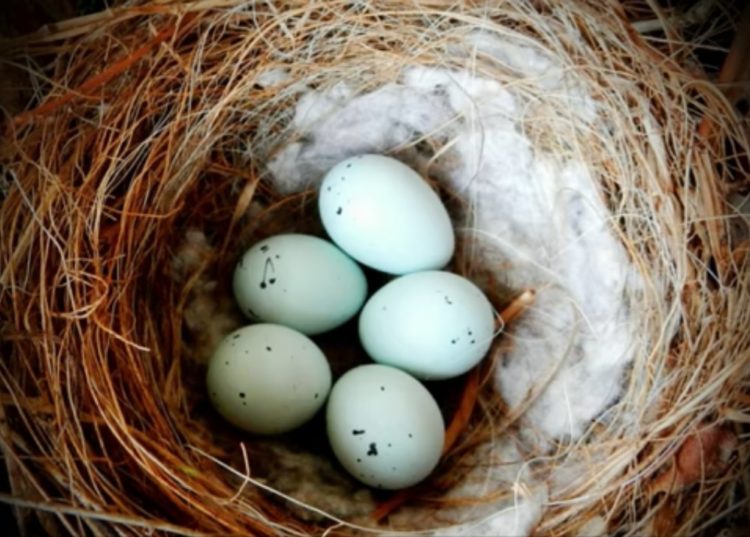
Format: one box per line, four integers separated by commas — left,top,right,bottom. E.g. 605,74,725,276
0,1,748,536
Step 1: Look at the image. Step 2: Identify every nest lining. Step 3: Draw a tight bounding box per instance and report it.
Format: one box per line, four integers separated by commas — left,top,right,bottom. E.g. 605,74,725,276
0,1,748,536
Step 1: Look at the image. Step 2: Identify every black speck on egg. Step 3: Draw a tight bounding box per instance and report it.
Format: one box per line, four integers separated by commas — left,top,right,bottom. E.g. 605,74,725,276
380,386,385,392
336,207,343,215
232,333,240,339
239,392,246,398
314,392,319,399
471,340,476,344
224,361,229,365
367,443,378,456
266,346,272,351
346,163,352,168
408,433,413,439
352,429,365,436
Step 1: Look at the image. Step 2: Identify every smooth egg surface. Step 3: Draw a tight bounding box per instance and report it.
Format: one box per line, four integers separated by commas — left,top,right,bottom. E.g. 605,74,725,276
207,324,331,434
326,364,445,489
233,234,367,335
318,154,455,274
359,271,495,380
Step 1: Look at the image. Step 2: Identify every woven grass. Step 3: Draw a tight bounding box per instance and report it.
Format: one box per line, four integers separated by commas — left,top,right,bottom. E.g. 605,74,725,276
1,1,748,535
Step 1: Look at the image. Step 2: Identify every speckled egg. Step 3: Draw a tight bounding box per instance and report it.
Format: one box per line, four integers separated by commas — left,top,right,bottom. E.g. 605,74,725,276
207,324,331,435
326,364,445,490
318,154,455,274
359,271,495,380
233,234,367,335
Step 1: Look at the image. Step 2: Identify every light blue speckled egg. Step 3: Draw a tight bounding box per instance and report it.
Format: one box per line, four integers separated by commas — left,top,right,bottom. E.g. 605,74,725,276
326,364,445,489
359,271,495,380
233,234,367,335
318,154,454,275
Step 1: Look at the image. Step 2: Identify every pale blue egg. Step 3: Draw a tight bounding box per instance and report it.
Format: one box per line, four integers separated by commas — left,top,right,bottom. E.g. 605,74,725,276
233,234,367,335
326,364,445,489
318,154,455,274
207,324,331,435
359,271,495,380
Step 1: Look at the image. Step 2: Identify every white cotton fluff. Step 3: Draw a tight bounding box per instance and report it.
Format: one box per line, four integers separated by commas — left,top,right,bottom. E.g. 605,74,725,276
432,439,547,537
263,32,642,534
379,437,545,536
256,67,292,88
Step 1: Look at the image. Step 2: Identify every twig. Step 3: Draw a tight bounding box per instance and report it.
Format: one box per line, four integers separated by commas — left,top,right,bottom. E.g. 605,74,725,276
697,3,750,140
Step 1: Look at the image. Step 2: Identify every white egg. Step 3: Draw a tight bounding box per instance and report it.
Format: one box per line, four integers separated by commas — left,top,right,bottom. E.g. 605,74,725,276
359,271,495,380
318,154,455,274
207,324,331,434
233,234,367,335
326,364,445,489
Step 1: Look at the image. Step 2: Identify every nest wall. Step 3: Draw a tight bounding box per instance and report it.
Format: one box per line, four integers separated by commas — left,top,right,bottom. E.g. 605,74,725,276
0,1,748,536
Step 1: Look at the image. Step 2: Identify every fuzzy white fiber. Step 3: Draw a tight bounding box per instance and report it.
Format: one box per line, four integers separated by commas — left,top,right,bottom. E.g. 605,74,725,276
379,438,546,536
264,33,640,534
430,440,548,537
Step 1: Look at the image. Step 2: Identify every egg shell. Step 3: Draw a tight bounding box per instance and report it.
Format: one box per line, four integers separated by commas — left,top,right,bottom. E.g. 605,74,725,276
207,324,331,435
318,154,455,274
233,234,367,335
359,271,495,380
326,364,445,489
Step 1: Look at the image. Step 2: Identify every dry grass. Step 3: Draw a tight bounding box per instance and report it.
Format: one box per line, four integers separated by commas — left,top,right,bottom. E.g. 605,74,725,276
0,1,748,536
